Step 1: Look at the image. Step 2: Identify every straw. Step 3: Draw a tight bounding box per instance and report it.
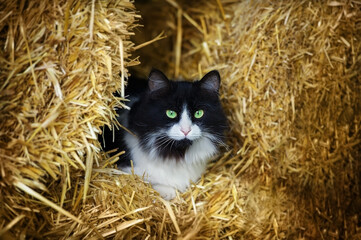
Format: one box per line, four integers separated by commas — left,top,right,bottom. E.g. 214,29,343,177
1,0,360,239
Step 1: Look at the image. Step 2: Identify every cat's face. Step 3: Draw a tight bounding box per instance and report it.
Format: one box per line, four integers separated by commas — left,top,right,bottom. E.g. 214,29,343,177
128,69,227,161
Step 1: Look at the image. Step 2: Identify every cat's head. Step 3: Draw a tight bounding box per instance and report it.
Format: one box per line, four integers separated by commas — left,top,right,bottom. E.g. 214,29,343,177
129,69,228,162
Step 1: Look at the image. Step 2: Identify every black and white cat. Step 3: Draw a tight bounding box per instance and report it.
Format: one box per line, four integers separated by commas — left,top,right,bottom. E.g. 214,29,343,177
100,69,227,200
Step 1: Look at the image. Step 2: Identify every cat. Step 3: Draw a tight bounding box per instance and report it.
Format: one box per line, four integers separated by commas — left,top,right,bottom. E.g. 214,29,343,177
99,69,228,200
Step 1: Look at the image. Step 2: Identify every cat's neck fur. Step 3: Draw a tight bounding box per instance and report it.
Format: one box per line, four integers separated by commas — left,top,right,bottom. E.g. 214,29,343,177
122,131,217,199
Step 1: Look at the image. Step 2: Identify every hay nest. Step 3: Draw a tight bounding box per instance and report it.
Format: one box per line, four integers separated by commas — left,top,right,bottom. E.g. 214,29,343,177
1,0,361,239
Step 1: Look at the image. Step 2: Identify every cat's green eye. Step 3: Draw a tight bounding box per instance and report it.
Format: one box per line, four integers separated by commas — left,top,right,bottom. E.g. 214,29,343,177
166,110,177,119
194,110,204,118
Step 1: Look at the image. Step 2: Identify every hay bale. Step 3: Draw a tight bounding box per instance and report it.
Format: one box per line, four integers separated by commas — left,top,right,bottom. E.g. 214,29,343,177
220,1,361,238
0,0,138,237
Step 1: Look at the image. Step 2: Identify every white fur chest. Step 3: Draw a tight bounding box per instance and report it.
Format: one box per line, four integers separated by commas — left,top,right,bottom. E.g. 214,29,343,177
123,132,217,200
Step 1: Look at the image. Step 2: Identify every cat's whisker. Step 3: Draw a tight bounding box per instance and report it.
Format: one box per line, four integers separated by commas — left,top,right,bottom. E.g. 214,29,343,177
157,139,171,149
159,140,173,152
157,139,175,153
154,136,174,150
202,133,229,149
169,139,176,151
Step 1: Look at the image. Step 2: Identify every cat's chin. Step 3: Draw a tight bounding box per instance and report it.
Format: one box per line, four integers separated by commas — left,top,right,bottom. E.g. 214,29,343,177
153,138,193,160
173,139,193,149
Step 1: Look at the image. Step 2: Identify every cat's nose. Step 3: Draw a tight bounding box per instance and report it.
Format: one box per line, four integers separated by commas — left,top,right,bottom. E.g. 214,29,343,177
181,128,191,136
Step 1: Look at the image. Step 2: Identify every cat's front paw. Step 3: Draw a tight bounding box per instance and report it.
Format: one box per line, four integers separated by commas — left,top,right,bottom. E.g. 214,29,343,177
153,184,176,200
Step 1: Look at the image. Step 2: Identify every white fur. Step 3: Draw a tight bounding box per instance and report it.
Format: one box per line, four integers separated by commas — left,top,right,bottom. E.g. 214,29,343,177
122,115,218,200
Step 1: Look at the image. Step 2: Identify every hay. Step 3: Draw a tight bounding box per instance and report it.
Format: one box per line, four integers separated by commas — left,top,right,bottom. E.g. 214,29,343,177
0,0,139,237
1,0,361,239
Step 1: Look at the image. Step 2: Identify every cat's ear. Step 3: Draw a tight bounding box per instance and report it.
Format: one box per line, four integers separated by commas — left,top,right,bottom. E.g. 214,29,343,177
199,70,221,93
148,69,170,93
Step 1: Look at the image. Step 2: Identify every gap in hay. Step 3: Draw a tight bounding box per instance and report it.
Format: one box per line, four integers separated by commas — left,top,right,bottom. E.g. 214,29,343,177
130,0,177,77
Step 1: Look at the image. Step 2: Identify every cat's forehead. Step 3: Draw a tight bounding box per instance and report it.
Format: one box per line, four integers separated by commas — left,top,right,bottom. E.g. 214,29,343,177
169,82,201,106
148,80,217,109
171,81,194,93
